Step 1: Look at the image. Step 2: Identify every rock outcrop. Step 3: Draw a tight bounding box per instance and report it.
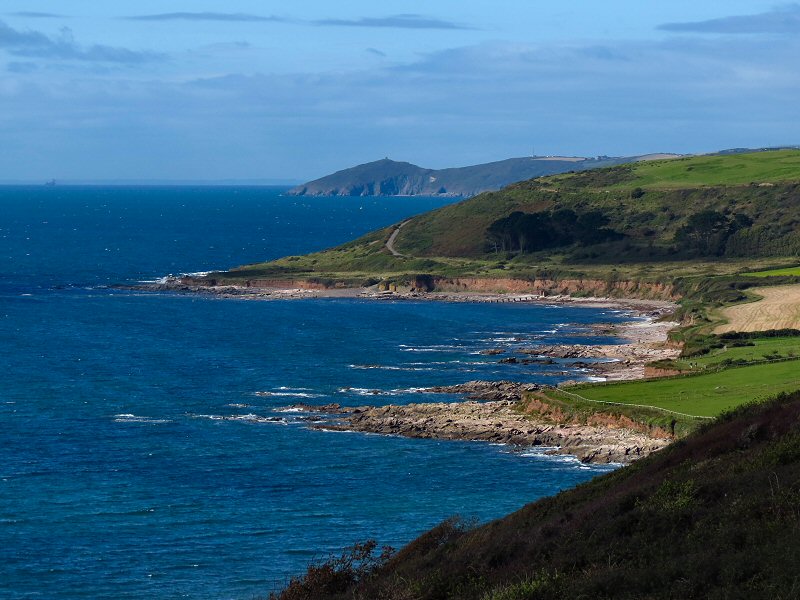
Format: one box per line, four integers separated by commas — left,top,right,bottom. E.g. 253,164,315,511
312,398,669,464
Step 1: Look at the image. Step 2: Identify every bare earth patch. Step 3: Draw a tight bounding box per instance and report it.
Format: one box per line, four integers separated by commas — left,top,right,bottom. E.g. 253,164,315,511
716,284,800,333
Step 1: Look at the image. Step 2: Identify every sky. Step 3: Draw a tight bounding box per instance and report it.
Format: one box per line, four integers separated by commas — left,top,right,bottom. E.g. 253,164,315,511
0,1,798,181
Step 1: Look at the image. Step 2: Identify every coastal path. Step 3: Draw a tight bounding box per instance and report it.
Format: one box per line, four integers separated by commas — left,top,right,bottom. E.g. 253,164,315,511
386,220,410,257
551,387,715,420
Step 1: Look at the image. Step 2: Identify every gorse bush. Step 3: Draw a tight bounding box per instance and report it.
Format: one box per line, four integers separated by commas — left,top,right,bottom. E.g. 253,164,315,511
270,540,394,600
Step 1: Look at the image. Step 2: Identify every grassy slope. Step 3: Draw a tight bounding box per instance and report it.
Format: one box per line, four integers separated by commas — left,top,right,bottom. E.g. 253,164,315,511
746,265,800,277
622,150,800,188
565,360,800,417
274,392,800,599
669,335,800,370
395,149,800,257
216,150,800,286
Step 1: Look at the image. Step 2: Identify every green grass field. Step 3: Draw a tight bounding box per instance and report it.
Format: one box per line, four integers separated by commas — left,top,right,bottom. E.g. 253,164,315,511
617,150,800,189
743,265,800,277
568,359,800,417
670,336,800,370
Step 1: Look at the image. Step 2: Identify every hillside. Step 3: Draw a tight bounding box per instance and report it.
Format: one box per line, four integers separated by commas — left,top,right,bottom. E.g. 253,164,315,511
208,150,800,289
393,149,800,258
287,155,639,198
273,391,800,599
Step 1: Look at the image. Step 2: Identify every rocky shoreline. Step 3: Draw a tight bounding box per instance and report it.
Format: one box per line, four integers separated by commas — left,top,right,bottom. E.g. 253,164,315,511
133,278,680,463
292,382,670,464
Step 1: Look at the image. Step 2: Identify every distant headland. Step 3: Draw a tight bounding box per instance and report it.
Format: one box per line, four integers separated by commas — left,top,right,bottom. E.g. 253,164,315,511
286,154,679,198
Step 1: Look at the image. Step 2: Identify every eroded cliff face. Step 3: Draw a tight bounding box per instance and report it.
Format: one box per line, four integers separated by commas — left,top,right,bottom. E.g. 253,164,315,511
521,395,674,439
419,276,677,300
182,274,677,301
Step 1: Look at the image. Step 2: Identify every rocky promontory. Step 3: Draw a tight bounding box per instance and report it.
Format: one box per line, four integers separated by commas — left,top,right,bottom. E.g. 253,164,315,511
296,381,671,464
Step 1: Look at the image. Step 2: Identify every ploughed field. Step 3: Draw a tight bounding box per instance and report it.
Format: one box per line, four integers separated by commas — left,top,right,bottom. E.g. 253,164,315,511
715,284,800,333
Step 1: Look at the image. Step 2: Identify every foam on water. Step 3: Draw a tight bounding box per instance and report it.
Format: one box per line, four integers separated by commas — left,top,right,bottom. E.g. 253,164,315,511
255,390,326,398
113,413,172,424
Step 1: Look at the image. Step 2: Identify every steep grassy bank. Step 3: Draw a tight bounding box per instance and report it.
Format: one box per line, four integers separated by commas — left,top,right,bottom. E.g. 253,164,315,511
272,391,800,599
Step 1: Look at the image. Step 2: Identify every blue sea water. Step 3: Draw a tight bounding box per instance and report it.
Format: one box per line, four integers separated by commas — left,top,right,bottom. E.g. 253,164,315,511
1,186,633,599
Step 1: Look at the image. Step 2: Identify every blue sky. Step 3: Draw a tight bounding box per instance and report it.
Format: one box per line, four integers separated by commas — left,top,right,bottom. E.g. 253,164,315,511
0,1,797,181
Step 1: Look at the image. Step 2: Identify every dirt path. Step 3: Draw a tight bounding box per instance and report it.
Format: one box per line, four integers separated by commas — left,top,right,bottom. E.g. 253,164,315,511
386,220,410,257
716,284,800,333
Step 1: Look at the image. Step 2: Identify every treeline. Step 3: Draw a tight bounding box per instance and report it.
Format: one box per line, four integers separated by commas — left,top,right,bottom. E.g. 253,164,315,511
486,209,622,253
675,209,800,257
674,210,752,256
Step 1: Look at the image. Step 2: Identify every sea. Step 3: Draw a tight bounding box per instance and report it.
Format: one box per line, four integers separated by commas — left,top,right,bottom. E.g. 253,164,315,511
1,186,635,599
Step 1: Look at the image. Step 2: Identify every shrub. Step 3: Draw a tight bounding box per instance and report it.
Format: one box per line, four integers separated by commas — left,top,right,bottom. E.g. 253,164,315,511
270,541,393,600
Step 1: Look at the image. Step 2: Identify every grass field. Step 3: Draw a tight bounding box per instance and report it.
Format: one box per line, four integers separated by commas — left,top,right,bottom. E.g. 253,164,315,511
715,284,800,333
567,359,800,417
744,265,800,277
616,149,800,189
670,336,800,370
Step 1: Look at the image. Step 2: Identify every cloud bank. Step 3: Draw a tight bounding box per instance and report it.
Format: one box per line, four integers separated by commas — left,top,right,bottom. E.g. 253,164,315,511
660,4,800,34
1,20,798,179
126,12,287,23
314,14,473,30
0,20,161,63
8,12,66,19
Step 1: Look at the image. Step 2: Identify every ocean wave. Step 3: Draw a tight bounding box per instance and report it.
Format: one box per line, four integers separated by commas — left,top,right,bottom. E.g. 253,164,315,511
399,348,440,352
348,364,435,372
338,387,391,396
254,391,325,399
515,446,561,457
398,344,466,353
113,413,172,424
337,386,430,396
188,413,288,424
